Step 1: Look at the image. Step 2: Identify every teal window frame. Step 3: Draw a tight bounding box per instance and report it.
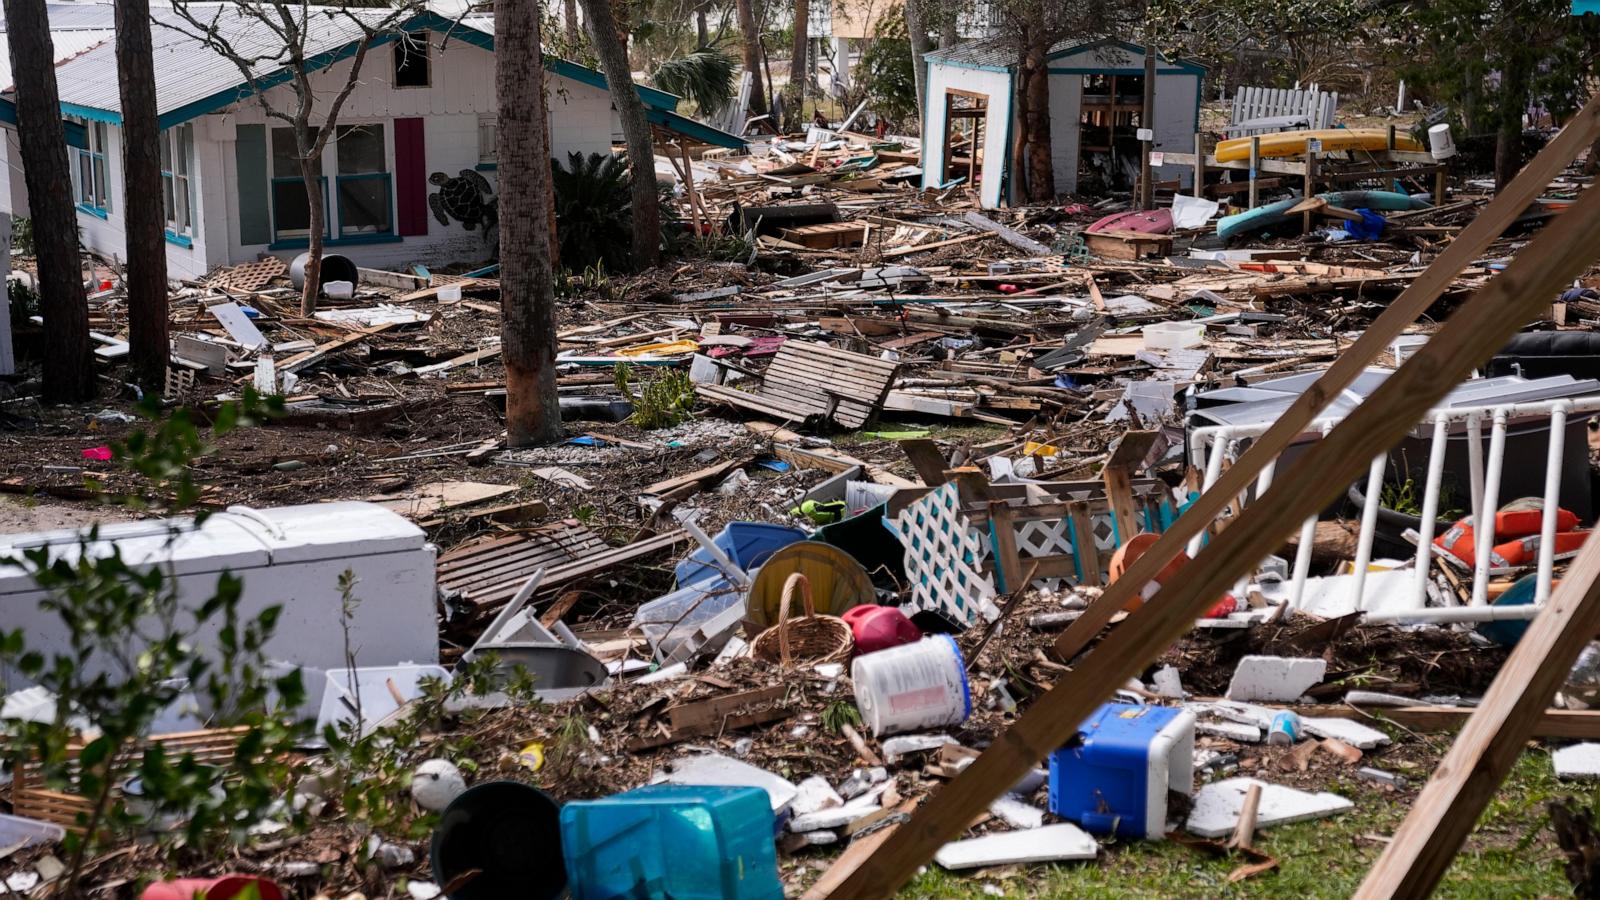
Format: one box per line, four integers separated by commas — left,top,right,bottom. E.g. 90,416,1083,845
72,120,111,216
160,124,194,244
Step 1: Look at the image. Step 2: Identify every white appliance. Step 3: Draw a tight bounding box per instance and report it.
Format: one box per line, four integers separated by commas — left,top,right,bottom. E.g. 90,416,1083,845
0,502,439,687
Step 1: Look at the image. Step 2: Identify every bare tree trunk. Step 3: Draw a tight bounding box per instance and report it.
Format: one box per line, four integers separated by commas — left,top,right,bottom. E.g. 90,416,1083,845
696,4,708,47
564,0,580,44
581,0,661,268
4,0,92,402
1022,39,1053,202
905,0,931,127
116,0,167,391
498,0,561,447
939,15,956,47
736,0,767,116
298,124,323,316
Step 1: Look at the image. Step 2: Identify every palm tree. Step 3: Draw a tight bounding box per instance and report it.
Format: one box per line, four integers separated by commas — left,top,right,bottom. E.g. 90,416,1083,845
496,0,561,445
650,47,736,112
580,0,662,268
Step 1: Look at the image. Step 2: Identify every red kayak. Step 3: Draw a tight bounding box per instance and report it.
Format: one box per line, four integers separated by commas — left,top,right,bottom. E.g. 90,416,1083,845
1086,208,1173,235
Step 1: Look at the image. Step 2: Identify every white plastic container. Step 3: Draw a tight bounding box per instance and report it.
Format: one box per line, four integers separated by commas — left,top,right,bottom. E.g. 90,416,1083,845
852,635,971,737
1142,321,1204,351
1428,123,1456,161
437,283,463,302
323,280,355,300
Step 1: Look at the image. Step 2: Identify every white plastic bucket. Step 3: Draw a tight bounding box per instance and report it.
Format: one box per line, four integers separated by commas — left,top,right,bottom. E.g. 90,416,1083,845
1428,123,1456,161
438,283,463,302
852,635,971,737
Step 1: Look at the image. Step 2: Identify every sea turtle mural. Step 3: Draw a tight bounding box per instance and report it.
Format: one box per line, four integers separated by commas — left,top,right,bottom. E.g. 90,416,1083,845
428,170,496,232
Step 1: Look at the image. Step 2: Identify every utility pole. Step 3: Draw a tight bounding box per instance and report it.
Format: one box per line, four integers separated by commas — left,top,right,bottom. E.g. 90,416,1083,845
1139,40,1156,210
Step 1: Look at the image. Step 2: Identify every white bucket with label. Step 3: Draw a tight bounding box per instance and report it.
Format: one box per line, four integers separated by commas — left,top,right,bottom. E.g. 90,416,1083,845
852,634,971,737
1428,123,1456,161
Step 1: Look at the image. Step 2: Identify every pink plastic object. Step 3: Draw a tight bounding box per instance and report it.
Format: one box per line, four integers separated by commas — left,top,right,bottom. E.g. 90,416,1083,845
140,876,284,900
80,446,112,461
841,605,922,657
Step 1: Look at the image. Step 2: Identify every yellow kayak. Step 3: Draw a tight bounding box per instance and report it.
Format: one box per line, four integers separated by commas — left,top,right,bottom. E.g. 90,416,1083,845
1215,129,1425,162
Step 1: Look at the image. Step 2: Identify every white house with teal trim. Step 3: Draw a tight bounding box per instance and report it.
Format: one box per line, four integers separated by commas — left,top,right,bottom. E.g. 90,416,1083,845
921,38,1203,207
0,6,742,279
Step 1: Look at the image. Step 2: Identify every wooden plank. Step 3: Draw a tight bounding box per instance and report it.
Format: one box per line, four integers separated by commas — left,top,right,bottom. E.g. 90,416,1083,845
881,232,988,258
643,456,752,501
1050,92,1600,666
278,322,398,374
1357,538,1600,898
1313,705,1600,739
988,502,1025,593
829,96,1600,900
1067,502,1103,587
668,685,789,732
1101,464,1140,545
900,439,950,485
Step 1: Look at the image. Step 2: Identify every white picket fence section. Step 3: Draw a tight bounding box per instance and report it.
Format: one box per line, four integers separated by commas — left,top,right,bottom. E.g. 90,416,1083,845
1227,85,1339,137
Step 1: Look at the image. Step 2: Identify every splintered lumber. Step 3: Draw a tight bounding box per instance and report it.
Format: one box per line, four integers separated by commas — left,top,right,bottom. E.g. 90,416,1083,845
1050,91,1600,667
881,232,988,258
1356,541,1600,897
829,103,1600,899
962,211,1051,255
278,322,398,374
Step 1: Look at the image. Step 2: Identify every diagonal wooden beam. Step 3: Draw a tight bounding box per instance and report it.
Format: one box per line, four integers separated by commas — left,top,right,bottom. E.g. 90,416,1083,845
830,139,1600,899
1355,538,1600,898
1050,93,1600,664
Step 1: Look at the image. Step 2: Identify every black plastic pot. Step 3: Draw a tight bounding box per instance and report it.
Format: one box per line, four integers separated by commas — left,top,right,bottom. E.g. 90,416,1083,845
430,781,566,900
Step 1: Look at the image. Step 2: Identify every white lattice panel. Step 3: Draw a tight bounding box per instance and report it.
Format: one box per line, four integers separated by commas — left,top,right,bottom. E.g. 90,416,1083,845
890,483,997,627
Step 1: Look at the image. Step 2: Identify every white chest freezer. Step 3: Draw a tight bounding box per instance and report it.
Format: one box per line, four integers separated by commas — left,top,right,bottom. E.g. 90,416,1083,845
0,502,439,687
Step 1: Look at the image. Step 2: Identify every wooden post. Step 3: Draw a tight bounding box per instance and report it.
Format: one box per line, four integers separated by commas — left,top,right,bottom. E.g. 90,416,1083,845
829,150,1600,900
1193,132,1204,199
1067,502,1103,587
1247,136,1260,209
1434,163,1448,206
1102,464,1140,546
1048,92,1600,668
1302,151,1317,235
1356,537,1600,898
987,501,1025,594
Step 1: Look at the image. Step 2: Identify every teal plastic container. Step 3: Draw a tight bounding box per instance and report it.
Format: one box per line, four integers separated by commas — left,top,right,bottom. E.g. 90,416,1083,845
560,784,782,900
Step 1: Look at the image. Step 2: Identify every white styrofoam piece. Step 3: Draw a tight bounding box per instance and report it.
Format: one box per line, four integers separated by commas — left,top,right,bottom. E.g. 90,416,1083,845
661,753,799,813
1554,743,1600,780
791,776,844,816
1263,570,1416,618
881,733,956,762
1302,717,1391,750
789,791,883,833
1151,665,1185,698
317,664,451,738
1185,777,1353,838
1197,720,1262,743
934,824,1099,870
989,796,1045,830
1226,656,1328,702
1205,700,1278,729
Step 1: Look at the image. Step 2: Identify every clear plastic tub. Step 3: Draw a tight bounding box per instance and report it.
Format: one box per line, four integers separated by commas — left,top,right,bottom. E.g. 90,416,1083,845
1142,321,1204,351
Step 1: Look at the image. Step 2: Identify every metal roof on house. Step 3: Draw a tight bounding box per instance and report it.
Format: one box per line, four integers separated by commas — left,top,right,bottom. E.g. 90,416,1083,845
0,3,118,90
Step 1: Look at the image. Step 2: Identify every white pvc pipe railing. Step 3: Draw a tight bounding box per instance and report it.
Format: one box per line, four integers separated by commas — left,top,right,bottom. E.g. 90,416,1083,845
1188,394,1600,624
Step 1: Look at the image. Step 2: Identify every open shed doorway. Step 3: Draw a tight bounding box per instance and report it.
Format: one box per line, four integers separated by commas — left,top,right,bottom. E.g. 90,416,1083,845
1078,72,1146,192
941,89,987,190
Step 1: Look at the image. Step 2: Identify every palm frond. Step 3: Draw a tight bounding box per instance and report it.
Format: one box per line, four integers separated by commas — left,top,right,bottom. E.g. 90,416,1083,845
649,48,737,111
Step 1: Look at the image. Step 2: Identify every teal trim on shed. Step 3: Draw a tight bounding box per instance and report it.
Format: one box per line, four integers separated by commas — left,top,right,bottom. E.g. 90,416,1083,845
234,124,272,246
644,107,747,150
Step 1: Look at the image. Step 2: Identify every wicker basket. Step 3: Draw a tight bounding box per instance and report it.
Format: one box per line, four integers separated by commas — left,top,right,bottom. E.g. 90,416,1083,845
750,573,853,668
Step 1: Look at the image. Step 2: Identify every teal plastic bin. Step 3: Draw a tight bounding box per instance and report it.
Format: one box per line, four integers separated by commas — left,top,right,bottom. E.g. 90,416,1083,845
560,784,782,900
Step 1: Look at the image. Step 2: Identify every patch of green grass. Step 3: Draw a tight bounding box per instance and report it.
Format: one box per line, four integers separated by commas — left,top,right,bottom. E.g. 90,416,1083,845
835,752,1583,898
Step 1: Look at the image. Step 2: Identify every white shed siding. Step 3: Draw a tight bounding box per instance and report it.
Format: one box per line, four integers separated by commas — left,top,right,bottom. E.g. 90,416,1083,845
919,60,1012,210
1047,76,1082,195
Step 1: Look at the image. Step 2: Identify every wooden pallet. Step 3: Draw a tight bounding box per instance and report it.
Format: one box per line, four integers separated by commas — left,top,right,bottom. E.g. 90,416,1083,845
696,340,899,429
204,257,287,293
11,727,251,831
437,525,689,616
778,221,868,249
